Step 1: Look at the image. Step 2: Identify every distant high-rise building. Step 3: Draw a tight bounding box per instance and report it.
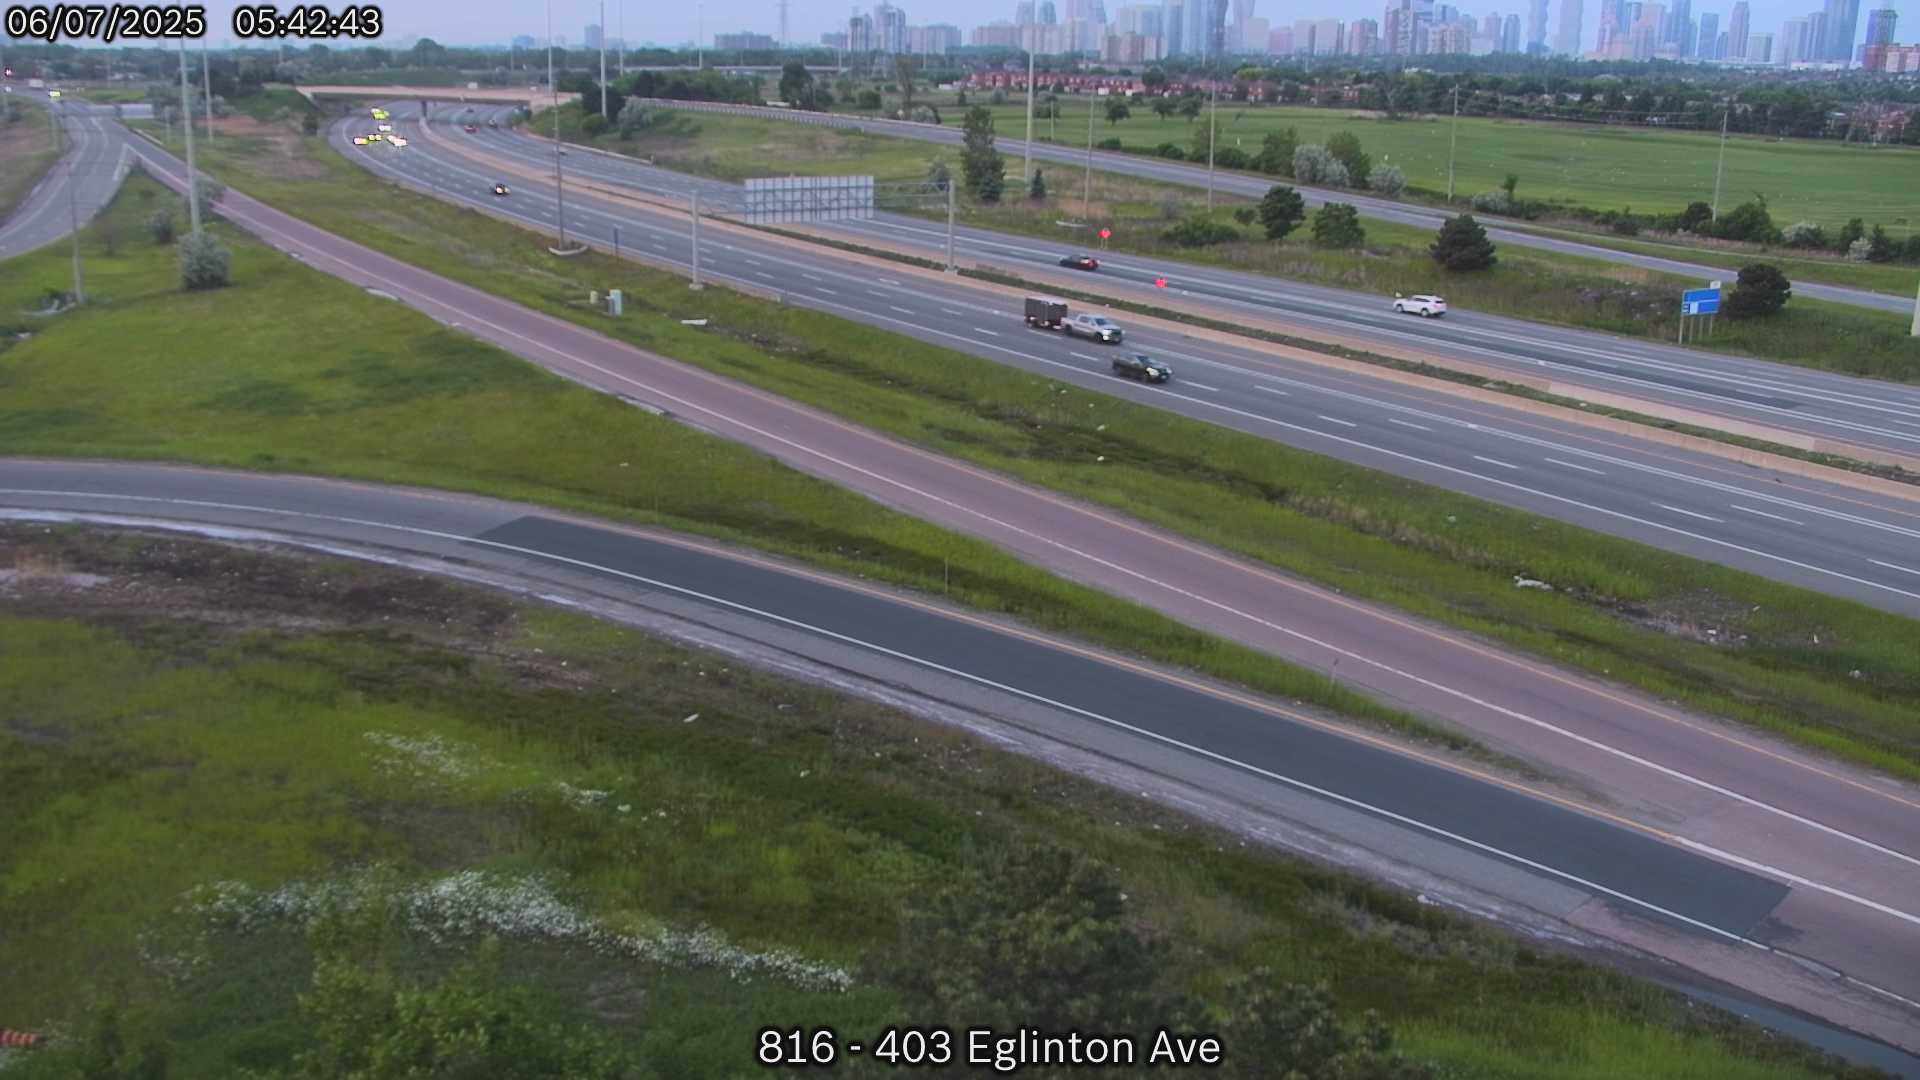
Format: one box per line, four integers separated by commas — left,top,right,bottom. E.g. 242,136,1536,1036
1805,10,1828,54
1660,0,1688,49
1348,15,1381,52
1747,29,1772,59
1861,7,1895,66
1501,11,1522,48
511,33,538,49
1016,0,1036,23
1526,0,1549,47
1779,16,1810,62
849,11,874,51
1821,0,1858,61
821,29,850,47
584,22,603,49
1038,0,1058,20
1696,10,1717,54
1165,0,1185,53
1726,0,1748,56
874,1,907,52
1555,0,1583,52
715,31,777,49
1481,12,1501,39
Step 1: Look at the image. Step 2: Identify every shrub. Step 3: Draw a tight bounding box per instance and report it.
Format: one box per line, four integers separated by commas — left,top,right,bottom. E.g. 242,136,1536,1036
1430,213,1497,271
1028,169,1047,202
1254,128,1297,175
581,113,608,136
300,111,320,136
1470,190,1513,214
1905,235,1920,264
1867,224,1896,263
1675,201,1713,233
1162,214,1242,247
1610,216,1640,236
146,209,176,244
1232,207,1257,225
1153,142,1187,160
1725,263,1791,319
1368,165,1406,197
192,175,226,213
1214,146,1250,170
1710,199,1780,245
1847,237,1873,261
1781,221,1826,249
1291,144,1345,185
177,232,232,291
1835,217,1866,252
857,89,883,110
1311,202,1365,248
1258,184,1306,241
1325,131,1371,187
1096,137,1123,150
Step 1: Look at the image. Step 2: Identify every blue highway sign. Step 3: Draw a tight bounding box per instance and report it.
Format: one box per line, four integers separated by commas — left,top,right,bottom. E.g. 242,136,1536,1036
1682,287,1721,317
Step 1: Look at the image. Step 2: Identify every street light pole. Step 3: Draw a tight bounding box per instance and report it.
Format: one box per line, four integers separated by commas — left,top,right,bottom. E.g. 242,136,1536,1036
48,93,83,302
946,179,956,273
1083,89,1095,219
599,0,609,118
201,41,214,141
1910,275,1919,337
1205,80,1218,210
1711,99,1729,221
547,0,570,250
178,38,201,237
1023,50,1034,184
1446,83,1460,202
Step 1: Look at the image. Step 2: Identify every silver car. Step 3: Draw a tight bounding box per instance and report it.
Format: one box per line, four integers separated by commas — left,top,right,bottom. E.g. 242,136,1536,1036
1064,313,1124,343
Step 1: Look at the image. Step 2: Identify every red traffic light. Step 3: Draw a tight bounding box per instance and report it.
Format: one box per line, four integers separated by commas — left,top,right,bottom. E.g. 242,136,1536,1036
1154,277,1167,288
1099,228,1111,239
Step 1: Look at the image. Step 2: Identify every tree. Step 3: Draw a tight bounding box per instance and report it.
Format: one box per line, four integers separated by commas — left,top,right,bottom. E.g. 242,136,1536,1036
1868,224,1897,262
581,112,608,136
1258,184,1305,240
1212,971,1438,1080
778,61,815,109
300,111,320,136
1029,168,1047,202
1711,198,1780,244
1152,97,1177,121
1430,213,1498,270
1781,221,1826,248
1501,172,1519,201
960,105,1005,203
1312,202,1365,248
616,97,654,136
1254,127,1297,175
1324,130,1371,187
1675,200,1713,233
856,88,883,110
1190,119,1214,161
1724,263,1791,319
1142,67,1169,92
147,209,176,245
883,844,1188,1033
1178,94,1204,122
178,232,232,290
1368,164,1407,197
927,157,952,192
1903,109,1920,146
1835,216,1866,253
1105,97,1131,125
1292,144,1347,186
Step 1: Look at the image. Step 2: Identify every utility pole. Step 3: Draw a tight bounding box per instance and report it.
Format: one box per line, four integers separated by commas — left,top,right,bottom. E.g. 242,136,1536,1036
1910,275,1919,337
599,0,609,118
1446,82,1460,201
178,38,201,237
945,178,956,272
690,189,703,288
698,3,705,69
47,93,83,302
1082,89,1095,219
619,0,626,75
1023,50,1035,184
548,0,570,250
201,41,214,141
1710,99,1730,221
1205,80,1218,210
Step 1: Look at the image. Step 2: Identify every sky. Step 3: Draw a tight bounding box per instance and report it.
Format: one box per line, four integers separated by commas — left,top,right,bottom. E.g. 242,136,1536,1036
180,0,1912,57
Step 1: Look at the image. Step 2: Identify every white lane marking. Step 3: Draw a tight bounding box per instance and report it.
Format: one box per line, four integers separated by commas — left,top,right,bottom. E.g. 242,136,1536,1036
1657,503,1724,523
1318,415,1359,428
1871,559,1920,577
972,327,1000,337
1545,457,1606,476
0,495,1870,948
1472,455,1519,470
138,147,1920,884
879,277,902,285
1072,352,1104,362
943,308,964,316
814,286,839,295
867,290,890,299
1388,418,1432,432
1732,505,1805,526
1182,381,1220,392
1254,385,1288,396
889,305,914,315
755,271,775,280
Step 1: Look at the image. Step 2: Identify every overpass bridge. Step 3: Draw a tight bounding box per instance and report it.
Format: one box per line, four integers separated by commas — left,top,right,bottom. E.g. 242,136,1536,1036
294,85,581,110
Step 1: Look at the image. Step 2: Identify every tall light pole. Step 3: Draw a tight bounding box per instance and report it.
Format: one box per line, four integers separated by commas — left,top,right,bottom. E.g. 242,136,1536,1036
1082,90,1095,219
698,3,705,69
47,92,83,303
1205,80,1218,210
619,0,626,76
178,38,202,238
1022,50,1035,184
201,41,214,141
599,0,609,118
1446,82,1460,202
547,0,571,251
1710,98,1730,222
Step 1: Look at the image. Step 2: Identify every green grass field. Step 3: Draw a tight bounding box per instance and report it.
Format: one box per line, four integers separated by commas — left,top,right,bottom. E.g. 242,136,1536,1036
557,105,1920,381
65,136,1920,785
0,101,60,225
946,98,1920,235
0,529,1875,1078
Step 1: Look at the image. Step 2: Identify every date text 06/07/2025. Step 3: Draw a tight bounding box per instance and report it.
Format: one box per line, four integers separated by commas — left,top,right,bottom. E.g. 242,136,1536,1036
759,1026,1225,1072
1,2,381,42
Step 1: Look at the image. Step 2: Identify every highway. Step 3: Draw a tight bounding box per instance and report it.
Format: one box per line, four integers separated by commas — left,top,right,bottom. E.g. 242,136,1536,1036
4,458,1920,1070
633,97,1917,317
47,133,1920,1051
438,101,1920,468
327,104,1920,619
0,94,132,260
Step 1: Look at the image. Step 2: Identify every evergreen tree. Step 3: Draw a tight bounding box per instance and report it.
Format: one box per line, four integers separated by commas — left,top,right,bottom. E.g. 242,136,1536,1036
1725,263,1792,319
960,105,1005,203
1430,213,1498,271
1258,185,1306,241
1029,168,1047,202
1312,202,1366,248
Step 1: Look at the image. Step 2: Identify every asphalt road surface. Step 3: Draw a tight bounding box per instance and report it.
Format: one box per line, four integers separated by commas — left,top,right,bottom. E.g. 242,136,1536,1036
437,101,1920,466
0,94,132,260
64,136,1920,1049
3,458,1917,1068
332,104,1920,619
634,97,1916,317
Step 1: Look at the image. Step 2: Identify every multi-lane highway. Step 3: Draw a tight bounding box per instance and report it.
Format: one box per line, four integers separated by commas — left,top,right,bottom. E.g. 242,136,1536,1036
0,95,132,260
332,104,1920,618
434,101,1920,469
16,122,1920,1052
6,459,1920,1069
632,97,1917,316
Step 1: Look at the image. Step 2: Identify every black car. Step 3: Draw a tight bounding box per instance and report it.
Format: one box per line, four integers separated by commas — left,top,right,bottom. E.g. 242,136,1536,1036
1112,353,1171,383
1059,254,1099,271
492,183,511,196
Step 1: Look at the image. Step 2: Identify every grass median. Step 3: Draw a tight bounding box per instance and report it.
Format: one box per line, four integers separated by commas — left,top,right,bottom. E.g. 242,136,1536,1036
117,125,1920,784
570,105,1920,381
0,99,61,224
0,528,1874,1079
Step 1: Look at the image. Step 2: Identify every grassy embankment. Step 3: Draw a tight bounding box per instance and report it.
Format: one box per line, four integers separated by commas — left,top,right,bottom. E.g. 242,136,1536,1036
0,530,1881,1078
556,106,1920,382
66,129,1920,784
0,99,61,224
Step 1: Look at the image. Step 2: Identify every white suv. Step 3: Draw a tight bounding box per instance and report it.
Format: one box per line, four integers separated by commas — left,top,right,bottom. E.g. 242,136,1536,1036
1393,293,1448,318
1064,313,1124,343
